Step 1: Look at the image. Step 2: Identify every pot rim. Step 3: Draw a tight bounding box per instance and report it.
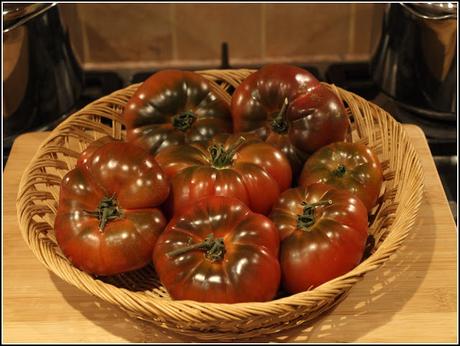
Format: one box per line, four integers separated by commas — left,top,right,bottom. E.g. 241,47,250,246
3,2,58,33
401,2,457,20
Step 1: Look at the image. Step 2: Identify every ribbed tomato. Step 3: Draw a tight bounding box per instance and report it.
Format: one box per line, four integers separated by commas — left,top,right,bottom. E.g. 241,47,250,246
299,141,383,211
269,183,369,294
123,69,232,154
54,136,170,276
155,133,292,216
231,64,349,177
153,196,281,303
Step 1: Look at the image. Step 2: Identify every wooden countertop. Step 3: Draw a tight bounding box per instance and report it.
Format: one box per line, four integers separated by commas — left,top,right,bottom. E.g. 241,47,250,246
3,125,457,343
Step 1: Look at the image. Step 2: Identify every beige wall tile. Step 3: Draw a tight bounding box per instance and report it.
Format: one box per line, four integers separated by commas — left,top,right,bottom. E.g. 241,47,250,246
67,3,382,69
77,3,173,63
369,3,387,56
352,3,384,56
58,3,85,65
265,4,352,58
174,4,262,61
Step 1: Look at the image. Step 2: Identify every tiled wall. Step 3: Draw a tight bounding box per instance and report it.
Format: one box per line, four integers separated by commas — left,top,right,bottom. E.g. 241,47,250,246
60,3,385,69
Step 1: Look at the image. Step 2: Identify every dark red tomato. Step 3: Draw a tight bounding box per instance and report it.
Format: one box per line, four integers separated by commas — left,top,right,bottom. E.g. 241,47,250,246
153,196,281,303
155,133,292,216
299,141,383,211
122,69,232,154
54,136,170,276
269,183,368,294
231,64,349,177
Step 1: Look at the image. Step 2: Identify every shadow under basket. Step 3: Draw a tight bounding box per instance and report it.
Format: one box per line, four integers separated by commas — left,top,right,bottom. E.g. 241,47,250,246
16,69,424,341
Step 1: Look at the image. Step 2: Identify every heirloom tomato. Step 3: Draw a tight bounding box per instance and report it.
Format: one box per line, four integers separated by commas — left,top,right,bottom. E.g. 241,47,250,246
153,196,281,303
155,133,292,216
54,136,170,276
299,141,383,211
122,69,232,155
270,183,368,294
231,64,349,177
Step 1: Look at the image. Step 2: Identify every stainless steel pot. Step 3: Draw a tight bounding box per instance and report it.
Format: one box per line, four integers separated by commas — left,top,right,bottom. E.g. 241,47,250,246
370,2,457,119
3,2,83,146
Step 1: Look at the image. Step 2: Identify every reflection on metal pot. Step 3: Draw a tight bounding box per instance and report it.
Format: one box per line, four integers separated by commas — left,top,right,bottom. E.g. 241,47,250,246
3,3,83,147
370,3,457,118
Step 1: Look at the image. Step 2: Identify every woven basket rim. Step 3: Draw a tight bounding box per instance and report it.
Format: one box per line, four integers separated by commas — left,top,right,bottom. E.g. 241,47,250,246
15,68,425,335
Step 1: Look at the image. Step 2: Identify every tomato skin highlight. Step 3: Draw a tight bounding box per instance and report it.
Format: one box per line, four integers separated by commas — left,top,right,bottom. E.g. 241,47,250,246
231,64,349,178
269,183,369,294
155,133,292,216
299,141,383,211
54,136,170,276
153,196,281,303
122,69,232,155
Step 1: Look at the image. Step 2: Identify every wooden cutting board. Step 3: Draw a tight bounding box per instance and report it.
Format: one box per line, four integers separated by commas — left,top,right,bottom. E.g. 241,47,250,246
3,125,457,343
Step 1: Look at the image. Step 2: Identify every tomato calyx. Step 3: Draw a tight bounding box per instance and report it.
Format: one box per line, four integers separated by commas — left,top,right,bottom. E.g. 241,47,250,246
84,196,122,231
271,97,289,134
333,164,347,177
172,111,197,131
167,233,226,262
208,136,246,168
296,199,332,230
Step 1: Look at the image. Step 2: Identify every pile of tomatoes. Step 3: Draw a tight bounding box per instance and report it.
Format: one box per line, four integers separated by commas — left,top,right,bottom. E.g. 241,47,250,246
54,64,383,304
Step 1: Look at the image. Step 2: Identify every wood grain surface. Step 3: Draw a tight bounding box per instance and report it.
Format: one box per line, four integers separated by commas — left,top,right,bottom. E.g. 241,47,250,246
3,125,457,343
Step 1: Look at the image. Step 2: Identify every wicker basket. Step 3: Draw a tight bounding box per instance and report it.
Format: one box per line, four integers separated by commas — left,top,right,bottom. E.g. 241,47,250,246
16,69,424,341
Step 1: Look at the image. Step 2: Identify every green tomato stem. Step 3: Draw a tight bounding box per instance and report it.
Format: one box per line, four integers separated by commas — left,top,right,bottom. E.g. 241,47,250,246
172,111,197,131
84,196,122,231
333,164,347,177
167,233,226,262
208,136,246,168
271,97,289,134
296,199,332,230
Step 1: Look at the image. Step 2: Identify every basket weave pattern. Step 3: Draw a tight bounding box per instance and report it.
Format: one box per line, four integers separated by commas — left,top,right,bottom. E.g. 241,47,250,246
16,69,424,340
